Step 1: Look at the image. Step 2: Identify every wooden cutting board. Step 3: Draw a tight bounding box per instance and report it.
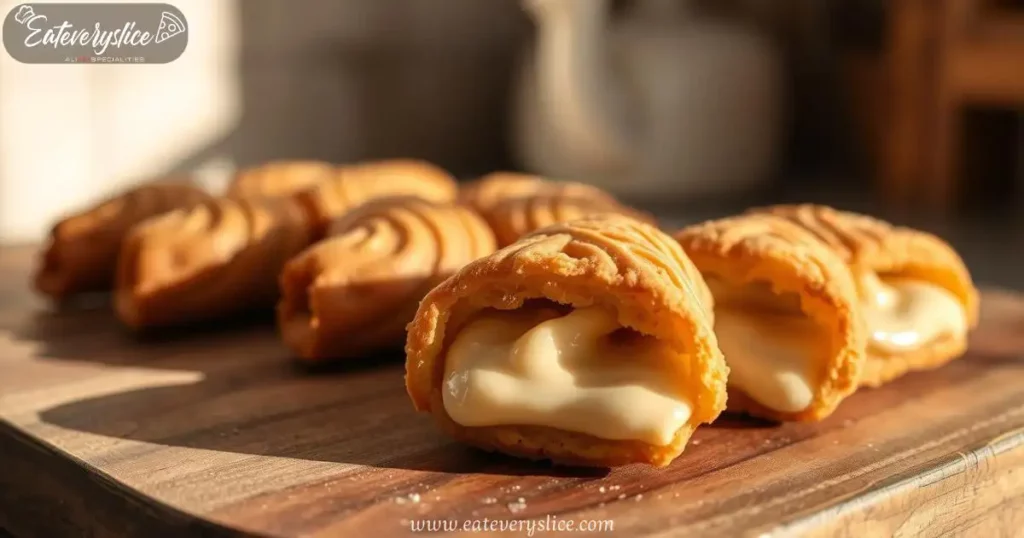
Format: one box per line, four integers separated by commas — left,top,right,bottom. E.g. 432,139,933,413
1,244,1023,538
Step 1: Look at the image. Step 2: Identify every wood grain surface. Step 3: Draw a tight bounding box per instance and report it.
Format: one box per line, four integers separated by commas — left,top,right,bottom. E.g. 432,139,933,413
1,244,1023,537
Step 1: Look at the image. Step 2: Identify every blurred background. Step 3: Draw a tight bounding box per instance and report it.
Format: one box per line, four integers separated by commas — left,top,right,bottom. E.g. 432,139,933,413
1,0,1023,287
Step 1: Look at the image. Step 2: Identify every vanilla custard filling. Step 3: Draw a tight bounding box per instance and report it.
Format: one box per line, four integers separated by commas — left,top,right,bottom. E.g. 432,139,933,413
441,307,693,446
857,272,967,355
707,280,821,413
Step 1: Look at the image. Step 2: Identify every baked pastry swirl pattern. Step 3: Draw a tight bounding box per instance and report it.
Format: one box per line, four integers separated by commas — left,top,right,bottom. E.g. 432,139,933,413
278,196,496,360
114,160,459,329
226,160,337,200
35,181,212,300
297,160,458,236
459,172,651,247
406,214,726,467
747,204,979,387
115,196,314,329
676,213,866,421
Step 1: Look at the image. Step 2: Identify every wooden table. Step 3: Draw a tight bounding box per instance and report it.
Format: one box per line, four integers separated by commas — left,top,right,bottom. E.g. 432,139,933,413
2,244,1024,537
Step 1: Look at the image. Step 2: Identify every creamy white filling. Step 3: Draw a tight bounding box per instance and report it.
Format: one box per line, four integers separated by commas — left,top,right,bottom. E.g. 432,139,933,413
714,309,820,413
858,273,968,354
442,307,693,446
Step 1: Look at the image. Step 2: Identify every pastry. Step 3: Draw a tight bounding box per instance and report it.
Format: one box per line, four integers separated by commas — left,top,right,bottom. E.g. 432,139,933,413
296,160,458,235
226,160,337,200
676,214,865,421
278,196,496,360
35,181,211,300
748,204,979,387
115,161,458,329
459,172,650,246
115,196,314,329
406,214,727,467
485,193,657,247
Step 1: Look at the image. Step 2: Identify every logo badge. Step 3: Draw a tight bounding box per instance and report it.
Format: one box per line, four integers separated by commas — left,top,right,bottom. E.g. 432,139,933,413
3,3,188,64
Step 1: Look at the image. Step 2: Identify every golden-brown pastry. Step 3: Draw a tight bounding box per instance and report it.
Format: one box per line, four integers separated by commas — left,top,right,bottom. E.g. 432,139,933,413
459,172,651,246
459,172,616,214
748,204,979,387
278,197,496,361
115,196,314,329
114,161,459,329
676,213,866,422
406,214,727,467
296,160,458,236
485,193,657,247
35,181,211,300
226,160,337,200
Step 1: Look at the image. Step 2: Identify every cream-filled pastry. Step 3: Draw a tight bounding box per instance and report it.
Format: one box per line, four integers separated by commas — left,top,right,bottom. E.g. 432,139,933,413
750,204,978,387
406,214,727,467
676,214,865,422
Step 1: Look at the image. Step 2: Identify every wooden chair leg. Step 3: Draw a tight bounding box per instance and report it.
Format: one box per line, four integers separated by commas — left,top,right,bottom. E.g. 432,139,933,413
883,0,933,208
924,98,963,211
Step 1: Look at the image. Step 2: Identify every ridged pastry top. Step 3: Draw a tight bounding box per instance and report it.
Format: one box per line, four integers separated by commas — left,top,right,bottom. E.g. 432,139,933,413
486,193,656,247
226,161,337,200
747,204,979,326
297,160,458,234
459,172,618,214
278,196,496,358
406,213,726,432
35,181,212,298
50,181,210,243
116,196,313,327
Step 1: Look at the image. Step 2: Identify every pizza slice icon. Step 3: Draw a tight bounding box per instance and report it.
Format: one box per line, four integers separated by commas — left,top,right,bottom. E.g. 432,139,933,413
155,11,186,44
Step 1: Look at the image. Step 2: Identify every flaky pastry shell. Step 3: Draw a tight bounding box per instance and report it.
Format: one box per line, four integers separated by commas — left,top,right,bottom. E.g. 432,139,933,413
226,161,337,200
486,193,657,247
278,197,496,360
296,160,458,235
35,181,211,300
406,214,726,467
115,197,314,329
459,172,651,246
458,172,617,215
676,213,866,422
748,204,979,386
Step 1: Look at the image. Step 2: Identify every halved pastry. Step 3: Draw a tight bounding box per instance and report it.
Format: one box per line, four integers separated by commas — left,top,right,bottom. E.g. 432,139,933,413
676,213,866,422
748,204,979,387
115,162,459,329
406,214,727,467
278,196,496,360
116,196,314,328
35,181,211,300
226,160,337,200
